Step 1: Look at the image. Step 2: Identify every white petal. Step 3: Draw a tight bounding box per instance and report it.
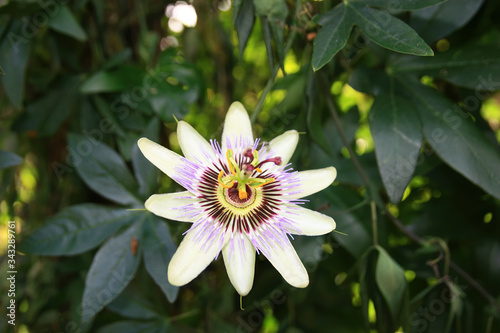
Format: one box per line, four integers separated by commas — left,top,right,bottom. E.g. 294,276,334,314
268,130,299,165
222,234,255,296
168,229,225,286
281,204,336,235
145,192,201,223
221,102,253,152
286,166,337,200
137,137,184,180
177,121,216,163
261,238,309,288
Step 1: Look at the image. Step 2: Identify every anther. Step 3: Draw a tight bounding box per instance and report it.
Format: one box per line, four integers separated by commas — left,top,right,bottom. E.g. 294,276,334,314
252,178,275,188
218,170,235,189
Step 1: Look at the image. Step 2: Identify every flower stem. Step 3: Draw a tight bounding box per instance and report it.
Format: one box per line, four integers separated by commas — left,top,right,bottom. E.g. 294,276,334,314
386,212,500,314
318,71,500,315
319,72,379,245
250,0,301,124
370,201,378,246
318,72,374,192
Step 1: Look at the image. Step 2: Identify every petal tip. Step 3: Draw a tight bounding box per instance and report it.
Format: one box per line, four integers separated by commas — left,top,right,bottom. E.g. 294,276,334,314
235,285,252,297
226,101,250,123
137,136,149,146
176,120,189,132
228,101,246,113
144,195,156,211
330,219,337,231
282,130,299,146
327,166,337,184
167,260,188,287
137,137,155,152
289,275,309,288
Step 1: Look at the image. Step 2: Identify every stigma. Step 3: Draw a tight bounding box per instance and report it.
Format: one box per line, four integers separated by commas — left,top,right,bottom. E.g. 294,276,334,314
217,148,281,199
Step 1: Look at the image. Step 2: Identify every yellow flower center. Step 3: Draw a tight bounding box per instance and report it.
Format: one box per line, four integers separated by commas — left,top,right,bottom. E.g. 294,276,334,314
217,148,279,200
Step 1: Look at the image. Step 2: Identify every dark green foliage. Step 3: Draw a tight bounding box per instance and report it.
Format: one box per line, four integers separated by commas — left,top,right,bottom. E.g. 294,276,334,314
2,0,500,332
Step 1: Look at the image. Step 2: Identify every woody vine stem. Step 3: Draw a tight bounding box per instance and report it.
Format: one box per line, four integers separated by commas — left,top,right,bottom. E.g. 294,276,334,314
318,71,500,315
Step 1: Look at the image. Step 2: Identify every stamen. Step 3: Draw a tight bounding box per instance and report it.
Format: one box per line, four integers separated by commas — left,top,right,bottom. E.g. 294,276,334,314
223,147,280,199
226,149,238,175
255,178,275,188
218,170,235,189
248,177,276,188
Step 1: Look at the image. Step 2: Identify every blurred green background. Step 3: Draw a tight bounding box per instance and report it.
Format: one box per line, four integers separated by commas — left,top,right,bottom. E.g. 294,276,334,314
1,0,500,332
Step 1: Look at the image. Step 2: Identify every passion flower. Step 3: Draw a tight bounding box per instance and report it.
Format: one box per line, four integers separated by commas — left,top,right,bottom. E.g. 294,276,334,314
138,102,337,296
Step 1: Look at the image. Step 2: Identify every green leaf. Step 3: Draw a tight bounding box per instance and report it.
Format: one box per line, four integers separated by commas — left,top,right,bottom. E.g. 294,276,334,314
20,204,140,256
81,222,143,323
148,61,204,122
233,0,243,24
350,0,446,10
253,0,288,21
270,19,285,71
398,78,500,200
132,118,160,199
312,4,352,71
80,65,145,94
261,16,274,71
0,151,23,169
254,0,288,71
142,215,179,303
348,67,391,95
392,44,500,90
91,0,105,25
306,75,333,155
347,3,434,56
234,0,255,59
358,248,372,330
48,5,87,41
409,0,484,43
92,95,127,138
95,320,169,333
11,76,80,136
319,187,372,258
369,92,422,203
107,287,160,320
445,281,464,331
0,21,31,109
375,246,407,321
102,49,133,70
334,154,383,188
68,133,141,206
409,281,450,332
